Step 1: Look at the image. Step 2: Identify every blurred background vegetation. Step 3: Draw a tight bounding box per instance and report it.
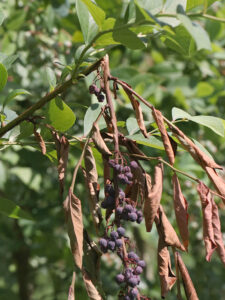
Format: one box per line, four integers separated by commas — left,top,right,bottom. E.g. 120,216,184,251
0,0,225,299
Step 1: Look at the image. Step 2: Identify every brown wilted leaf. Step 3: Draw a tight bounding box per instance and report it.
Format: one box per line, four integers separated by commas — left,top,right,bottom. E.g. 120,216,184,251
158,236,176,298
33,128,46,155
204,167,225,203
129,163,146,205
92,123,112,156
176,252,199,300
84,146,98,185
212,197,225,267
144,163,163,232
168,124,222,170
64,190,83,269
172,174,189,250
68,272,76,300
197,181,217,261
124,88,148,138
152,108,175,165
156,205,185,251
82,269,102,300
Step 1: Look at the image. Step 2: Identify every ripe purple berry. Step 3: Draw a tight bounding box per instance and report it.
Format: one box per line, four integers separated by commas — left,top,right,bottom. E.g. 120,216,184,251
126,172,133,180
124,296,131,300
108,159,115,167
135,266,143,275
116,207,123,215
110,231,119,240
124,204,133,213
124,268,133,280
130,161,138,169
115,239,123,248
128,212,138,222
130,287,138,297
137,210,143,218
119,190,125,199
137,216,143,224
99,238,108,248
97,93,104,102
115,274,125,284
108,240,116,251
117,227,125,236
115,164,122,172
89,84,97,94
137,260,146,268
128,252,139,262
127,276,138,287
123,166,131,173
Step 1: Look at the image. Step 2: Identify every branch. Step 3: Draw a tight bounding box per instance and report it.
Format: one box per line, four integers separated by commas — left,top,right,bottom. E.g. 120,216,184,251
0,58,103,138
157,12,225,23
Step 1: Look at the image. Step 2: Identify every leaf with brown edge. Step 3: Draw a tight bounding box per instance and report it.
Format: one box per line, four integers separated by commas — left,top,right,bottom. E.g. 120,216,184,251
197,181,217,261
124,88,148,138
152,108,175,165
157,205,185,251
82,269,102,300
158,236,176,299
176,252,199,300
92,123,112,156
64,190,83,270
204,167,225,204
33,128,46,155
68,272,76,300
168,123,222,170
173,174,189,251
144,163,163,232
211,195,225,267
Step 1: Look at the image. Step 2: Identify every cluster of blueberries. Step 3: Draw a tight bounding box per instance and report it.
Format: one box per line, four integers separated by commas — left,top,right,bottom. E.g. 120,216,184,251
116,252,146,299
89,84,105,102
99,226,126,253
108,160,134,185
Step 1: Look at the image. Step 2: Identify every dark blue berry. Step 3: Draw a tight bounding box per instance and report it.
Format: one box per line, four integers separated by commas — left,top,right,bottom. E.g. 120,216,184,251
97,93,104,102
127,276,138,287
115,164,122,172
117,227,125,236
99,238,108,248
108,240,116,251
137,210,143,218
137,260,146,268
130,161,138,169
124,268,133,280
116,207,123,215
119,190,125,199
115,239,123,248
108,159,115,167
128,212,138,222
115,274,125,284
128,252,139,262
110,231,119,240
118,173,127,184
135,266,143,275
124,204,133,213
130,287,138,297
137,216,143,224
89,84,98,94
123,166,131,173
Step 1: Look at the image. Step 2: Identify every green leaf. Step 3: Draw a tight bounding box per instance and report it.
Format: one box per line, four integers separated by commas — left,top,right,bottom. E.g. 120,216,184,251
172,107,224,137
136,0,163,15
46,67,56,90
0,197,33,220
3,89,31,108
0,53,18,69
84,103,104,136
0,63,8,92
177,13,211,51
196,82,214,97
0,11,5,26
186,0,217,11
192,138,214,160
126,133,165,150
81,0,105,29
76,0,98,44
47,97,76,132
113,28,145,50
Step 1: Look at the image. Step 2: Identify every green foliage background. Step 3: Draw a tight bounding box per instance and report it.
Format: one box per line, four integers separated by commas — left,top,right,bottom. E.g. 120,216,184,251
0,0,225,299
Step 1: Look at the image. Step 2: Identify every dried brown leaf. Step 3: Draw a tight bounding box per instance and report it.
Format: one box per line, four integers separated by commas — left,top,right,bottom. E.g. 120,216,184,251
58,136,69,194
176,252,199,300
168,124,222,170
153,108,175,165
125,89,148,138
84,146,98,184
172,174,189,250
33,129,46,155
197,181,217,261
64,191,83,269
129,163,146,204
144,163,163,232
82,269,102,300
156,205,185,251
92,123,112,156
204,167,225,203
158,236,176,298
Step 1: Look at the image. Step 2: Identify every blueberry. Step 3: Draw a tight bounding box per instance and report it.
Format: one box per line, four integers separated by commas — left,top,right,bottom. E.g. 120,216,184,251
118,173,126,184
124,204,133,213
128,212,138,222
117,227,125,236
119,190,125,199
137,210,143,218
126,172,133,180
137,260,146,268
115,239,123,248
124,296,131,300
115,164,122,172
123,166,131,173
127,276,138,287
135,266,143,275
99,238,108,248
128,252,139,262
116,207,123,215
89,84,97,94
97,93,105,102
115,274,125,284
137,216,143,224
108,159,115,167
108,240,116,251
130,287,138,297
110,231,119,240
130,161,138,169
124,268,133,280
